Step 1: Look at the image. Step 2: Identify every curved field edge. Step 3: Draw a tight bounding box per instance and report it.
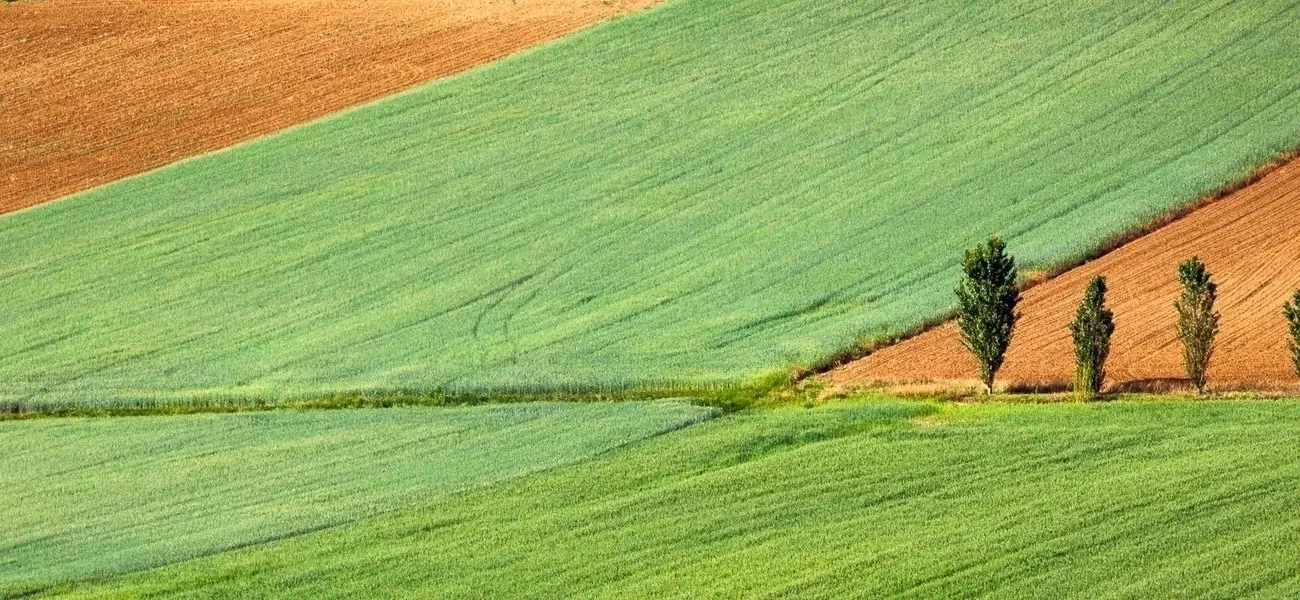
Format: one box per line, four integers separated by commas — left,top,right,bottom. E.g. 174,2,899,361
813,147,1300,376
3,0,1300,407
49,398,1300,598
831,153,1300,391
0,0,662,214
0,401,716,597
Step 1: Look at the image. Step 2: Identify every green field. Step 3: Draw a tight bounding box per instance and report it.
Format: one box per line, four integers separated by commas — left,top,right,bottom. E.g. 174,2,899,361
6,0,1300,407
50,398,1300,598
0,401,715,597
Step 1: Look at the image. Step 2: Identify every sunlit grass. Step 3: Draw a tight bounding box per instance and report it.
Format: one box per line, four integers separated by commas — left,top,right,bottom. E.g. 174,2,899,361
4,0,1300,406
56,397,1300,598
0,401,715,597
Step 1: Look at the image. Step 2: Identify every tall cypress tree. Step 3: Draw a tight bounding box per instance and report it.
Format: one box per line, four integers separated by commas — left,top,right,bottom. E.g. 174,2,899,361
1069,276,1114,400
955,236,1020,394
1174,257,1219,395
1284,289,1300,380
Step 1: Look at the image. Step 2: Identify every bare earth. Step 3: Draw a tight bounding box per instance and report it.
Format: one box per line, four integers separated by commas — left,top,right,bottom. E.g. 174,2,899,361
0,0,657,213
830,160,1300,393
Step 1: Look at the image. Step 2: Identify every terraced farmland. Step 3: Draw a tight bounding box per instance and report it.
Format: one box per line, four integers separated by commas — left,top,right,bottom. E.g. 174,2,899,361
0,0,656,213
53,399,1300,598
5,0,1300,408
0,401,714,597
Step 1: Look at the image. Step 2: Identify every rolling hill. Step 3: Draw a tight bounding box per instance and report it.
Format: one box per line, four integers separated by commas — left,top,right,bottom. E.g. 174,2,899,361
0,401,712,596
0,0,655,213
4,0,1300,408
52,399,1300,598
833,158,1300,392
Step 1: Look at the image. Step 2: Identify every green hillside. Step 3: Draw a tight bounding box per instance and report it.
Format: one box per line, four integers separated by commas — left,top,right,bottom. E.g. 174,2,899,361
0,401,714,596
6,0,1300,406
55,399,1300,598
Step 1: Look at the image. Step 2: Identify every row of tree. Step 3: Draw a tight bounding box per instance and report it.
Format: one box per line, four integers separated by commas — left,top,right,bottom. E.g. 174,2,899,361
955,237,1300,398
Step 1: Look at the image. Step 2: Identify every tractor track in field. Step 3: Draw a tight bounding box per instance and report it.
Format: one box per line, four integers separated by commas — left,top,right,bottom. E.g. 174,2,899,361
0,0,659,214
829,156,1300,393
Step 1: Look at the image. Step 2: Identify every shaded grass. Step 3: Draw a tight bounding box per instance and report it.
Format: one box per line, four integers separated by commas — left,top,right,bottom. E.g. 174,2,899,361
48,397,1300,598
4,0,1300,406
0,401,715,598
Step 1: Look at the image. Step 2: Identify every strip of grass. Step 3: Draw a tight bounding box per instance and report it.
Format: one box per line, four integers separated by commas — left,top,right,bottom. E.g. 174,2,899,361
0,372,792,418
0,401,715,597
5,0,1300,406
53,397,1300,598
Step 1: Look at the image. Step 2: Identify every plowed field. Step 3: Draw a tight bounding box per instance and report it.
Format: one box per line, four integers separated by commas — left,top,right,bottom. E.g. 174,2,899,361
830,160,1300,392
0,0,655,213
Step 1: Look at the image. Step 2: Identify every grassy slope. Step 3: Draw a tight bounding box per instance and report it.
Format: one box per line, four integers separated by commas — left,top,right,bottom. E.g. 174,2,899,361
58,398,1300,598
6,0,1300,406
0,401,714,597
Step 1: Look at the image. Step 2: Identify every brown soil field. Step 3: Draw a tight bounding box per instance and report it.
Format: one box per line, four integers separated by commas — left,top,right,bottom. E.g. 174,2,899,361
0,0,657,214
829,159,1300,393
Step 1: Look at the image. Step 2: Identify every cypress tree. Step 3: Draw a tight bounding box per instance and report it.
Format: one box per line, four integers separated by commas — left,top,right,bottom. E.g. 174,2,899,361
955,236,1020,394
1069,275,1114,400
1174,257,1219,394
1284,289,1300,379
